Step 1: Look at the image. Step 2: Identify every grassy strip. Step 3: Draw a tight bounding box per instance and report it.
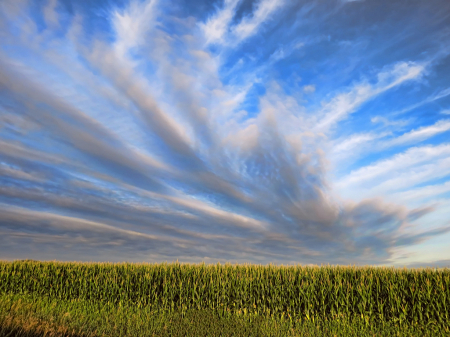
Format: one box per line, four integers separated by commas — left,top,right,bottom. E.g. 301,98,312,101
1,260,449,327
0,293,448,337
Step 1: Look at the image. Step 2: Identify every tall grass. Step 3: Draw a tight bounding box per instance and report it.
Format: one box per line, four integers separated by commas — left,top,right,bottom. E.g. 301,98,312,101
1,260,449,327
2,292,445,337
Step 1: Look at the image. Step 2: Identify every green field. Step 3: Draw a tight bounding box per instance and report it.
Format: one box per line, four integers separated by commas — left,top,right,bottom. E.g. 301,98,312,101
1,260,449,336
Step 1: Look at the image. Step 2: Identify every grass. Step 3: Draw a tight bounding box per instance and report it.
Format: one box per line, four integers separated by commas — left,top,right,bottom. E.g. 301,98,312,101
1,260,449,336
1,293,447,337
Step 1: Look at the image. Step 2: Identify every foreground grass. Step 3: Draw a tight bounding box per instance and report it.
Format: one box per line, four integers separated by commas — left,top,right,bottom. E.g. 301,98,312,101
1,293,448,337
2,260,450,326
1,261,449,336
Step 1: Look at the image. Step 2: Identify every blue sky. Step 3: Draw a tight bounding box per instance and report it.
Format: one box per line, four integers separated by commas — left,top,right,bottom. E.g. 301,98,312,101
1,0,450,268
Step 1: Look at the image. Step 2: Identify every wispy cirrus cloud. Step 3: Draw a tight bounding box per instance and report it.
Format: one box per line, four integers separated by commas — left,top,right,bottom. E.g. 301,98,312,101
336,144,450,200
112,0,159,59
392,87,450,117
330,119,450,168
383,119,450,148
201,0,287,47
43,0,59,28
231,0,286,43
315,61,426,133
200,0,242,45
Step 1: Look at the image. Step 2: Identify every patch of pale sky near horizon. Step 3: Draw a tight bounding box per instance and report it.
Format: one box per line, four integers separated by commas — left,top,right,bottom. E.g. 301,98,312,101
364,194,450,267
391,230,450,267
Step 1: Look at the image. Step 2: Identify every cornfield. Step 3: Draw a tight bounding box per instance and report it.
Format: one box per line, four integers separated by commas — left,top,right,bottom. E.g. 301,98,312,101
1,260,449,326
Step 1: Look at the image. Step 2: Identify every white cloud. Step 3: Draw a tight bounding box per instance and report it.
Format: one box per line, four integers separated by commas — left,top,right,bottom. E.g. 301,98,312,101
329,119,450,170
231,0,286,44
385,119,450,147
200,0,286,47
441,109,450,115
268,41,304,63
0,0,29,20
376,61,425,88
393,87,450,117
315,62,426,132
331,131,390,159
303,84,315,93
370,157,450,197
371,116,411,127
112,0,159,58
43,0,58,27
432,87,450,101
390,181,450,203
200,0,242,45
336,143,450,195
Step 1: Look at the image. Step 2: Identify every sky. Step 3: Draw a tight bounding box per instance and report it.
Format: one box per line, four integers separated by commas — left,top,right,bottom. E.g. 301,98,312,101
0,0,450,268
